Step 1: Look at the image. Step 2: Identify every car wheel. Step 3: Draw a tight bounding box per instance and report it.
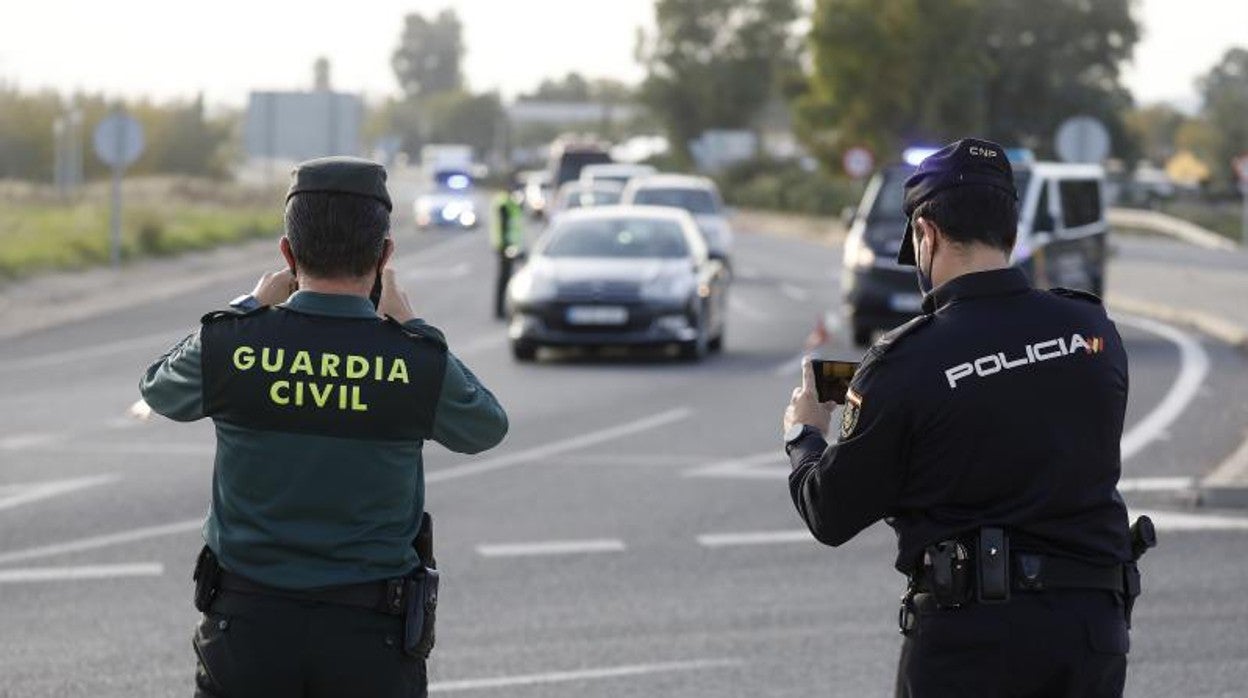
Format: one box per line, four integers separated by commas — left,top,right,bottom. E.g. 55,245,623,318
678,316,709,362
708,329,724,353
511,340,537,362
852,325,873,348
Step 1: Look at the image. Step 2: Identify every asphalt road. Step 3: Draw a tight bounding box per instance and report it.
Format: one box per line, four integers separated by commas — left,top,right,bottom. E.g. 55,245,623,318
1,219,1247,697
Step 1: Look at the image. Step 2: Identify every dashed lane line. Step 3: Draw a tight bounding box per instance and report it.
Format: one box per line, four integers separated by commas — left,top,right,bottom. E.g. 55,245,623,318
0,519,202,567
425,407,693,484
476,539,626,558
429,659,741,693
0,563,163,584
696,530,812,548
0,474,119,512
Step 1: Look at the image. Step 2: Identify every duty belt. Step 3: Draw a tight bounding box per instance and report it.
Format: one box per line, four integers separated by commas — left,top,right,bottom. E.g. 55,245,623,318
217,570,409,616
913,552,1127,596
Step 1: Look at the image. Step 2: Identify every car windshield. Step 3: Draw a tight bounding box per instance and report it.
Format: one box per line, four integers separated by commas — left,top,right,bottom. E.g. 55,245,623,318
543,218,690,259
863,166,1032,243
630,187,719,215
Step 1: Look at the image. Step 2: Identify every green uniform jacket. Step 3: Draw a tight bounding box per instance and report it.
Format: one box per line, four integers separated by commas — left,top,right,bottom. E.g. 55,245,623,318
139,291,508,589
490,194,523,251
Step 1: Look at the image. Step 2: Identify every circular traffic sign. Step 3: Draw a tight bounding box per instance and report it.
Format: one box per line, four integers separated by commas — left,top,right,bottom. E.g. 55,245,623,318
1055,116,1110,164
842,146,875,179
93,112,145,169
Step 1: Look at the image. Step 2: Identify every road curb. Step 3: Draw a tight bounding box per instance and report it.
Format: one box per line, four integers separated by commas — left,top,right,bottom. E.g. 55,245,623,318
1107,294,1248,509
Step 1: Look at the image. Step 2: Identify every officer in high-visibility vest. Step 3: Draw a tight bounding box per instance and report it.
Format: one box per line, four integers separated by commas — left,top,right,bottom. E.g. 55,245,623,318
140,156,509,698
491,190,524,319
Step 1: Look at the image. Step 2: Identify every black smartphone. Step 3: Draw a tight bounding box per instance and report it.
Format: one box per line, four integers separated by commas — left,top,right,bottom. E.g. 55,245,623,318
811,359,859,403
369,271,383,309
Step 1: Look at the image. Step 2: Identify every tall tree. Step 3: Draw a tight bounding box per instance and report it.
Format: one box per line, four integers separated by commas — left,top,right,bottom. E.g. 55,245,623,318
637,0,801,162
391,9,465,99
1124,104,1188,165
1196,47,1248,189
798,0,1140,167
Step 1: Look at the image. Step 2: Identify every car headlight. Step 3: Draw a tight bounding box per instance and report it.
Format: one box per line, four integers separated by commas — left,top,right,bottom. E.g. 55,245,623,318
641,274,694,301
508,269,556,303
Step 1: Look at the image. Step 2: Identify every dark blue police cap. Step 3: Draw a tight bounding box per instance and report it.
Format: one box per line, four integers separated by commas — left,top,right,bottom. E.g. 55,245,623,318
896,138,1016,265
286,156,392,212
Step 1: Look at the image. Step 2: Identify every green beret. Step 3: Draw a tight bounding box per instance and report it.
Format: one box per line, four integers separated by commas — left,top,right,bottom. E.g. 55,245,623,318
286,156,392,211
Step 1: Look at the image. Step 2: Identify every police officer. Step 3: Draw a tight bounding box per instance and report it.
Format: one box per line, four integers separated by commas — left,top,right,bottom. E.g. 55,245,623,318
782,138,1149,697
491,190,523,319
140,156,509,697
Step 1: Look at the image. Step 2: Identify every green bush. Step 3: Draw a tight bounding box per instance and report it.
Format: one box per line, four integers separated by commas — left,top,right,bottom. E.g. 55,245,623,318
715,159,862,217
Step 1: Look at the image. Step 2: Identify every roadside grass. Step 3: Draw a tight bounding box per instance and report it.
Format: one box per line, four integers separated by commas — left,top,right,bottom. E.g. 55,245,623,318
1158,200,1245,242
0,177,283,279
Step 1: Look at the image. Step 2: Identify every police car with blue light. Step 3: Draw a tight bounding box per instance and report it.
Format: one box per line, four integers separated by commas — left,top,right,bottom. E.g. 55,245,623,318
414,168,480,230
841,147,1109,346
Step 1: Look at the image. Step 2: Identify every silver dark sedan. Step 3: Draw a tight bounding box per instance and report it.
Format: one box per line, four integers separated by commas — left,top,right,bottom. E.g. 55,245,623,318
506,206,730,362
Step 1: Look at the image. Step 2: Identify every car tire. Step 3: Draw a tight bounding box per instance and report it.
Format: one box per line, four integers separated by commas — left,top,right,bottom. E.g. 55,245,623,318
511,340,537,362
678,316,709,362
852,325,873,348
708,329,724,353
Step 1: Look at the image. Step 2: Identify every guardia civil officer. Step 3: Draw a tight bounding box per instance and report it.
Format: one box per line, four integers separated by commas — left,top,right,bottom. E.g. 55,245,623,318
782,139,1152,697
140,156,509,697
491,190,524,319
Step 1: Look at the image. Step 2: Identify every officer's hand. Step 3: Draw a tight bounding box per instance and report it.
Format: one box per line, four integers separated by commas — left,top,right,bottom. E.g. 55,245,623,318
378,267,416,324
251,269,297,306
783,356,834,437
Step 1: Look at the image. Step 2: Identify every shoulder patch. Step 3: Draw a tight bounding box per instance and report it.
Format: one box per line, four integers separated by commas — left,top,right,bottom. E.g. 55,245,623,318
199,306,267,324
1050,287,1103,305
867,314,933,359
388,317,448,350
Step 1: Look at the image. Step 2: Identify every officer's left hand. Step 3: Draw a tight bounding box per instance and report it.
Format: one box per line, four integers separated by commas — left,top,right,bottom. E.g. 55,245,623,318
251,268,297,306
783,356,834,437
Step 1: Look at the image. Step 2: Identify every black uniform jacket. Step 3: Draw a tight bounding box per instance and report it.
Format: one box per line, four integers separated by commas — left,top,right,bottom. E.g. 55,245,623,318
789,268,1132,574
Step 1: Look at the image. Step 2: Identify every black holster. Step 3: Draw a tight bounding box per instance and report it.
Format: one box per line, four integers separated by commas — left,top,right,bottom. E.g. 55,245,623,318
403,513,439,659
193,546,222,613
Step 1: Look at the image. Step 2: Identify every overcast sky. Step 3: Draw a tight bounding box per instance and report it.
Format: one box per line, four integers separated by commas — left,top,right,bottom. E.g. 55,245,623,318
1,0,1243,111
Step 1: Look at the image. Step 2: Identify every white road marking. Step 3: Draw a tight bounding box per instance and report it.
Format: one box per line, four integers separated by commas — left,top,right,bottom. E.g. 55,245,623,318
0,432,62,451
779,283,812,302
548,453,717,467
404,261,471,281
476,539,626,558
0,474,119,512
429,658,740,693
1114,313,1210,461
0,330,186,373
0,519,202,566
0,563,163,583
684,452,788,480
729,296,768,321
1131,509,1248,532
1118,476,1194,493
697,530,812,547
426,407,693,483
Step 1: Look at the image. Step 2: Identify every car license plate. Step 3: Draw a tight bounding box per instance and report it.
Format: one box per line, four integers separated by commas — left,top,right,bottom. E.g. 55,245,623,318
889,293,923,312
566,306,628,325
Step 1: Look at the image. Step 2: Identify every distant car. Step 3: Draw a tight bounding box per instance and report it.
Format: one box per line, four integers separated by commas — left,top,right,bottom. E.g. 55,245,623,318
414,168,479,230
579,162,657,189
506,206,730,362
548,180,624,222
547,140,613,189
620,174,734,262
841,148,1109,346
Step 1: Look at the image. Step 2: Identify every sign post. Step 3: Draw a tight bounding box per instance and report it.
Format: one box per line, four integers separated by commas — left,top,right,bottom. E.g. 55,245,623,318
92,110,145,269
1235,155,1248,247
842,146,875,180
1055,116,1111,164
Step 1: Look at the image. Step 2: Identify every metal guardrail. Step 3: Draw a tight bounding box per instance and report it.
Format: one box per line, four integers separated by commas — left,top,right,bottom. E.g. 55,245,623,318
1108,207,1238,251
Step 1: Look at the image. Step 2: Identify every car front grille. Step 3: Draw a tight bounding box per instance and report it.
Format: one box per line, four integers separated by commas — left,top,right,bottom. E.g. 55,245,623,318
555,280,642,303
